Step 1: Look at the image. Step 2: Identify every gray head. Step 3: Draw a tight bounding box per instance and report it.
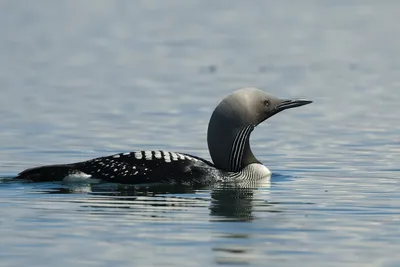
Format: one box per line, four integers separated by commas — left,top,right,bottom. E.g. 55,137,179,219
207,87,312,172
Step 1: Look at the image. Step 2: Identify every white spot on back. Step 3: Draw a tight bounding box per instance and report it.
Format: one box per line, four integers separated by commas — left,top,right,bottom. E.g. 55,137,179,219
134,152,142,159
154,151,162,159
134,171,139,175
144,150,152,160
170,152,178,161
162,151,171,163
123,152,130,156
177,153,185,160
113,154,120,158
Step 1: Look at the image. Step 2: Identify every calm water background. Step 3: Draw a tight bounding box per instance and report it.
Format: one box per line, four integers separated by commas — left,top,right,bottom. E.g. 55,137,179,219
0,1,399,266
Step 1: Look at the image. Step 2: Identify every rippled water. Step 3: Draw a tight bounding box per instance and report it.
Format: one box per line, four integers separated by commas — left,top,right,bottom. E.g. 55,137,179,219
1,1,400,266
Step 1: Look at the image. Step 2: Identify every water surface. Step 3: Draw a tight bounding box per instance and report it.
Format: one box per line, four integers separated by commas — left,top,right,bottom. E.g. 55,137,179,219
1,1,400,266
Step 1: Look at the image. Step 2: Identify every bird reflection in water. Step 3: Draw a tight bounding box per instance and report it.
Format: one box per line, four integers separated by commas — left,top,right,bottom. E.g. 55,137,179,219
35,174,281,221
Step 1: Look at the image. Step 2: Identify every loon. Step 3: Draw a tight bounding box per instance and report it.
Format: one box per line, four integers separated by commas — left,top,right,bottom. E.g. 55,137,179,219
16,87,312,186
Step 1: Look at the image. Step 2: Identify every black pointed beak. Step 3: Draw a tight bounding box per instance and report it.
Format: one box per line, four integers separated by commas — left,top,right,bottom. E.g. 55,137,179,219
276,99,313,112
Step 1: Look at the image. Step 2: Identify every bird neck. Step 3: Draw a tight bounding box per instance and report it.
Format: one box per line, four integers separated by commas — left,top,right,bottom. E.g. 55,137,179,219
208,123,259,172
242,138,261,167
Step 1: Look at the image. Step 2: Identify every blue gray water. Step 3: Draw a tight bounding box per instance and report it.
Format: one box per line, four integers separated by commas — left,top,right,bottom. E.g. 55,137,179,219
1,1,400,266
